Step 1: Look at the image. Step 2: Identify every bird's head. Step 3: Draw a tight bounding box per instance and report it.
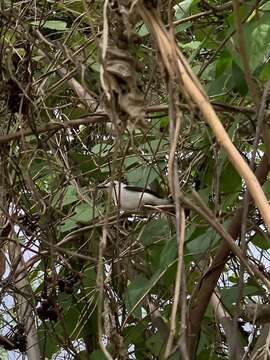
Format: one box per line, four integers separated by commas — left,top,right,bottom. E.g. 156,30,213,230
98,181,123,192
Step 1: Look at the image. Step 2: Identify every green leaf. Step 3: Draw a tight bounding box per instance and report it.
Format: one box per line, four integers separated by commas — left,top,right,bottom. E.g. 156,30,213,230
137,23,149,36
145,333,164,356
140,139,168,153
221,284,261,311
59,293,81,337
228,275,239,284
125,261,177,317
39,331,58,358
208,71,231,97
216,51,232,78
126,165,162,186
124,156,140,169
56,0,84,14
123,322,146,346
263,179,270,198
72,202,94,223
125,275,149,313
231,61,248,95
159,238,177,269
91,143,112,156
174,0,194,20
187,227,220,254
31,20,67,30
62,185,78,206
245,14,270,71
228,13,270,72
0,348,7,359
259,61,270,81
181,41,201,50
220,162,241,193
90,62,100,72
30,158,49,179
175,22,192,33
69,153,98,178
140,218,171,245
59,218,78,233
244,285,259,297
251,233,270,250
82,268,97,289
90,350,108,360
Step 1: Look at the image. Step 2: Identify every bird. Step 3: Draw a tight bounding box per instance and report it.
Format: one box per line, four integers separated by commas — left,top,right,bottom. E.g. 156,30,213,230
98,181,172,210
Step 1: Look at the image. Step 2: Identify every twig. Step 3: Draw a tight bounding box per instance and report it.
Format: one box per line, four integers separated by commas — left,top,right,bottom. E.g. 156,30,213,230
233,0,260,108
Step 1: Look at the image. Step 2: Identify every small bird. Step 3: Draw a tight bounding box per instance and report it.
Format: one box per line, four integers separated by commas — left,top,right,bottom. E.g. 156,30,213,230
98,181,172,210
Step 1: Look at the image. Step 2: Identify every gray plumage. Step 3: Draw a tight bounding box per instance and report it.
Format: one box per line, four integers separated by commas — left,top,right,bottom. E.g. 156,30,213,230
99,181,171,210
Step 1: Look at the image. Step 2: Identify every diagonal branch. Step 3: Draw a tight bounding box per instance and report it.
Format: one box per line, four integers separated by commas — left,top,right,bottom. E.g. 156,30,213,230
137,2,270,230
187,153,270,358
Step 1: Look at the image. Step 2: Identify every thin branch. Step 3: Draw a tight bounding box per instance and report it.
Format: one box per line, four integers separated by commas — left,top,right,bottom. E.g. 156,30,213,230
165,208,186,359
233,0,260,108
181,191,270,290
1,100,263,145
172,1,232,27
0,114,108,144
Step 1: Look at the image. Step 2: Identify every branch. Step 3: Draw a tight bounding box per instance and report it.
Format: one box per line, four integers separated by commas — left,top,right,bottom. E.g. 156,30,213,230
250,324,270,360
211,292,245,360
244,303,270,324
138,3,270,229
0,114,108,144
233,0,260,108
187,153,270,358
1,101,262,145
8,235,41,359
179,191,270,290
172,1,233,27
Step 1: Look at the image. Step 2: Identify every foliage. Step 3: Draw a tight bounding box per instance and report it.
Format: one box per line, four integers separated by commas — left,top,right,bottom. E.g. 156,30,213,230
0,0,270,359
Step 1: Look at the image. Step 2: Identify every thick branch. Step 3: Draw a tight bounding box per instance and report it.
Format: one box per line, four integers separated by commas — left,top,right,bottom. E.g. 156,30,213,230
138,3,270,230
187,153,270,358
8,238,41,359
211,292,244,360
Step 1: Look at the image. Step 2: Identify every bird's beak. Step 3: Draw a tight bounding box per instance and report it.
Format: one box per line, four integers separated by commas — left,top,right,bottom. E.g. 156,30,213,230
97,184,107,189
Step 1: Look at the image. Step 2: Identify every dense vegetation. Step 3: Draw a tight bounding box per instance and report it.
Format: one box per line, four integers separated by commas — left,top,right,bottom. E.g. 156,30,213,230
0,0,270,359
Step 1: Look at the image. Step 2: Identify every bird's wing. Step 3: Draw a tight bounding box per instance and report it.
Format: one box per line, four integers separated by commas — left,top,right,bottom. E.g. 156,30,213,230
124,186,163,199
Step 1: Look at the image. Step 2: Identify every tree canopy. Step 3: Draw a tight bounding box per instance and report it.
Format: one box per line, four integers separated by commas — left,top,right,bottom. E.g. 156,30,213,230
1,0,270,359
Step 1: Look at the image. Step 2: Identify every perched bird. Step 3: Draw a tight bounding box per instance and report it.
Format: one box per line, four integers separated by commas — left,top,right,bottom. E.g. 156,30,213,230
98,181,172,210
